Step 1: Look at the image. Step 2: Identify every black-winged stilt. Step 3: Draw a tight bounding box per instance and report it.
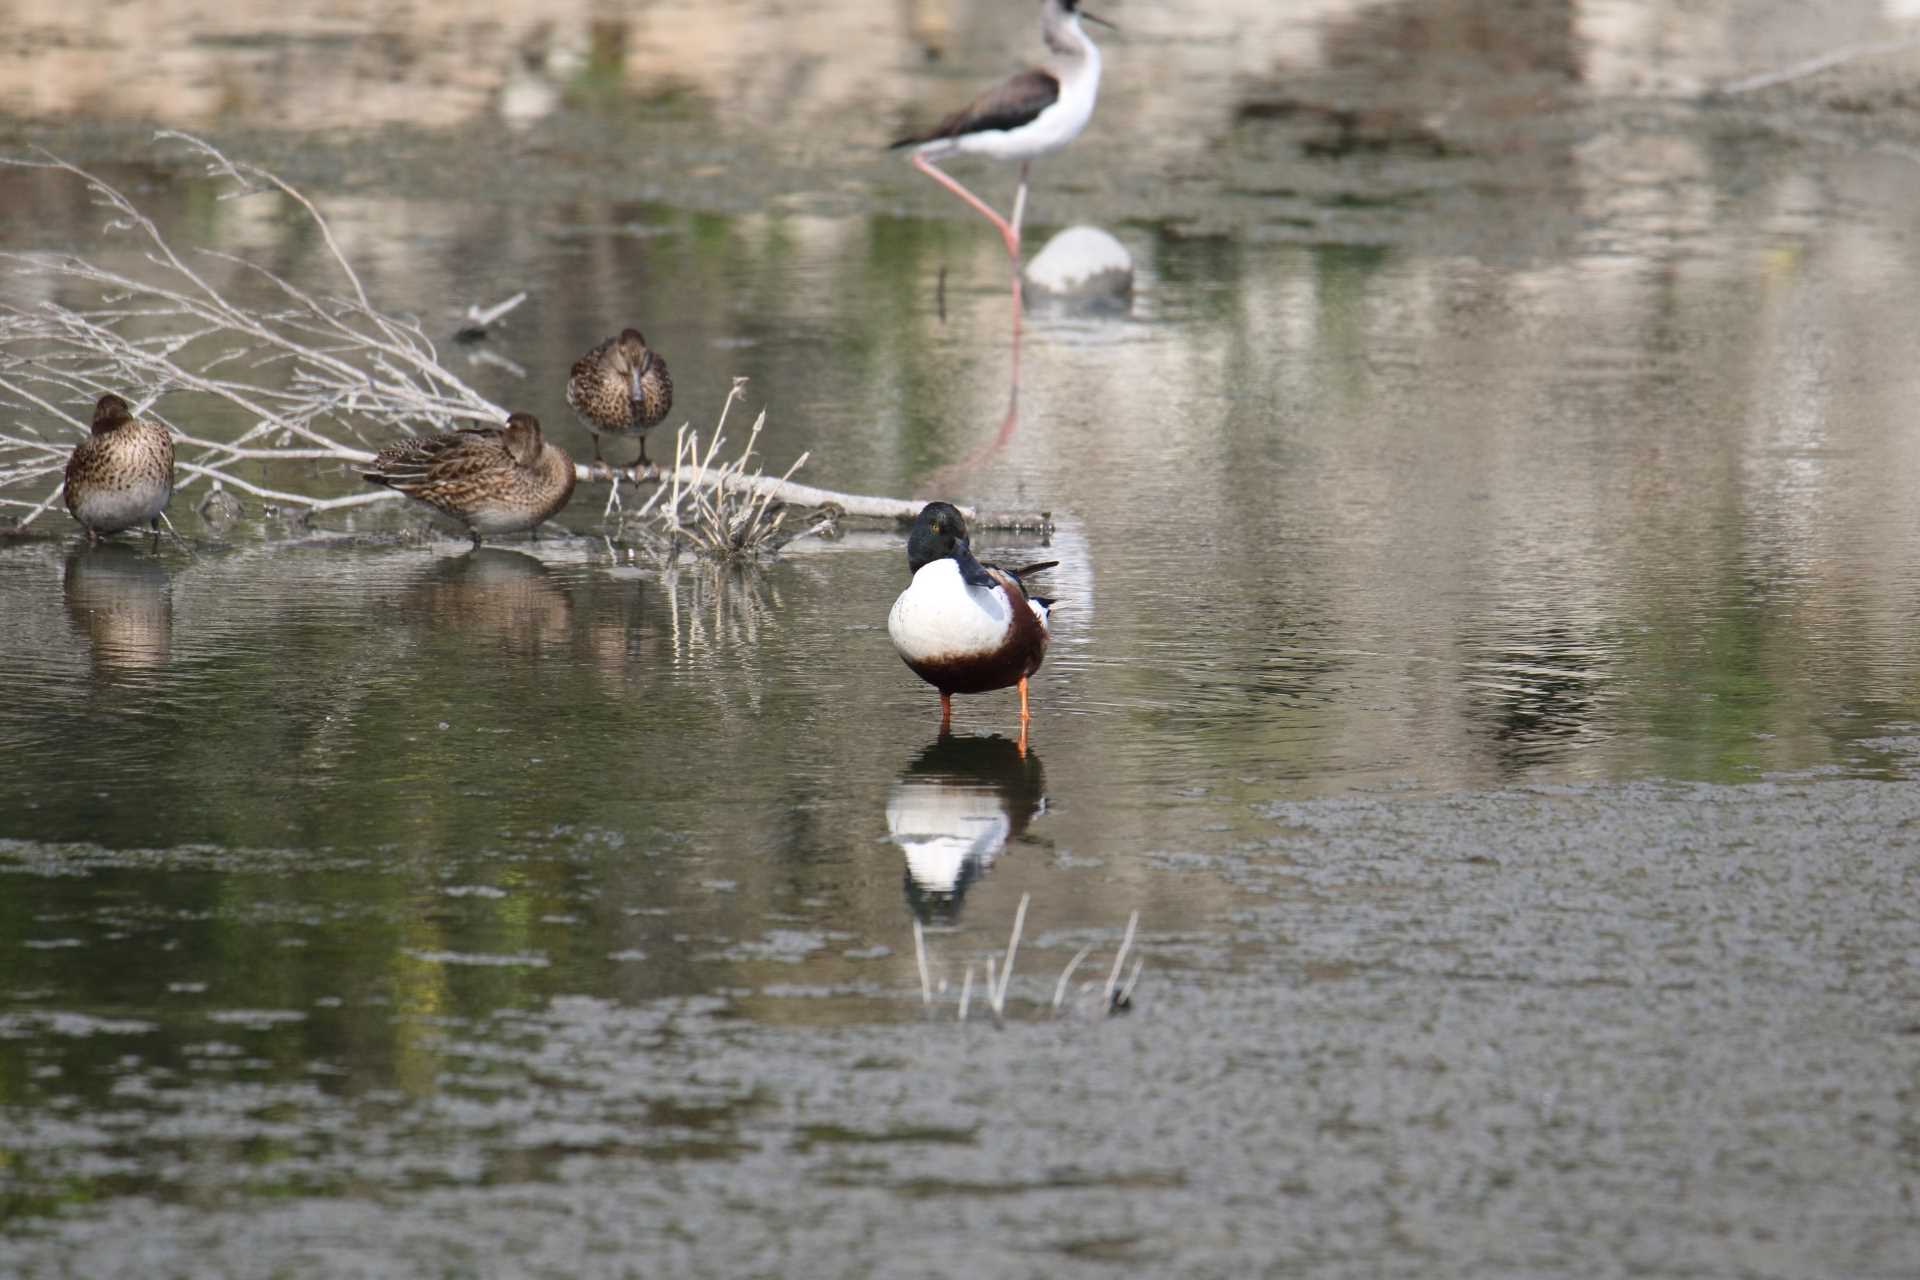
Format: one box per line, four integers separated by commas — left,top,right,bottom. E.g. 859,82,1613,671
892,0,1111,301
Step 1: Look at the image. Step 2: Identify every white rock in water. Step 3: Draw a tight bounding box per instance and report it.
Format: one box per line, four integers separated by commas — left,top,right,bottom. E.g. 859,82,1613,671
1023,226,1133,303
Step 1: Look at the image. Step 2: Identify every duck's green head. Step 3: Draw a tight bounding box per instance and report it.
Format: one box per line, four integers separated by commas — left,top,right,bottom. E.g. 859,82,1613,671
907,501,994,586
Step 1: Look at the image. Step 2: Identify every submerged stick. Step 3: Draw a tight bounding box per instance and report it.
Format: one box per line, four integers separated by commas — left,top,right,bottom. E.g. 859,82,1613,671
992,892,1030,1014
465,291,527,329
1051,944,1095,1015
1117,956,1145,1010
1102,910,1139,1013
1716,35,1920,96
913,919,932,1008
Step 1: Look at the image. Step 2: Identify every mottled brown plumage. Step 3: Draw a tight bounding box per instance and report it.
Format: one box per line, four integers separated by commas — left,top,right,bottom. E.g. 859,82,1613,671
566,328,673,470
361,413,576,548
62,393,175,542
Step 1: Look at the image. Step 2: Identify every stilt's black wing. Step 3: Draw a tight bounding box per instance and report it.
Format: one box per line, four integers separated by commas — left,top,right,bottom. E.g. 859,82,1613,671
890,69,1062,148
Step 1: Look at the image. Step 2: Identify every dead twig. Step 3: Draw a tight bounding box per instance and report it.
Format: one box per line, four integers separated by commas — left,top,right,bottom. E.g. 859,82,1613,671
915,899,1141,1024
1,133,1053,541
990,892,1030,1017
1715,35,1920,97
1102,910,1140,1014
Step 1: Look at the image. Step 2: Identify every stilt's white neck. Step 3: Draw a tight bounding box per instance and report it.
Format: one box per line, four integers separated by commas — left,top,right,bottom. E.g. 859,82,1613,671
1053,10,1101,113
1043,7,1098,66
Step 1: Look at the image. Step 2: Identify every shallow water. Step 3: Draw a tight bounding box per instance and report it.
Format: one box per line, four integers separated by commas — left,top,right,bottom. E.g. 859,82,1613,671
5,2,1920,1276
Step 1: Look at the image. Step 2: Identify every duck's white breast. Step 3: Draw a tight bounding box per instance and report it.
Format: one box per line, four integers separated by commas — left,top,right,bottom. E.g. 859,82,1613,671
888,559,1014,663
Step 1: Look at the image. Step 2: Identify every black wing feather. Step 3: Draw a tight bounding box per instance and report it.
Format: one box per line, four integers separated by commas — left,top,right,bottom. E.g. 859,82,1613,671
1002,559,1059,583
890,69,1061,147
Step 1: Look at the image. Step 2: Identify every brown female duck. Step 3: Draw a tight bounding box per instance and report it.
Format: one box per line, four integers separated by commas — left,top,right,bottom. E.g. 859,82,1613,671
566,328,673,472
361,413,576,548
63,393,175,542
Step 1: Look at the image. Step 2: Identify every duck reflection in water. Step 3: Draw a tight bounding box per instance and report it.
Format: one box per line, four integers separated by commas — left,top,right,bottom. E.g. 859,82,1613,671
409,547,573,656
63,544,172,674
887,733,1046,924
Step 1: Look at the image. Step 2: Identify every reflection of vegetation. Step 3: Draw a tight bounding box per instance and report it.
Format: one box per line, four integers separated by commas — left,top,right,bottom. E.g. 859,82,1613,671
1464,622,1611,775
0,544,864,1198
566,20,706,118
1630,588,1809,781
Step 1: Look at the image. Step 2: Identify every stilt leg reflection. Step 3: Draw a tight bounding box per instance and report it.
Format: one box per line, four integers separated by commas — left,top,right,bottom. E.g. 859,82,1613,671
918,319,1022,493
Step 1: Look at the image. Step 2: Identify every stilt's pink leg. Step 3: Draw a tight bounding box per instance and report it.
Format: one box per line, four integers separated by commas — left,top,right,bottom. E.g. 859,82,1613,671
1008,161,1031,258
1008,161,1032,319
913,152,1020,259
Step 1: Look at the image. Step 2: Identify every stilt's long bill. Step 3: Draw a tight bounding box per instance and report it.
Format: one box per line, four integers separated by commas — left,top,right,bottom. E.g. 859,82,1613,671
891,0,1112,283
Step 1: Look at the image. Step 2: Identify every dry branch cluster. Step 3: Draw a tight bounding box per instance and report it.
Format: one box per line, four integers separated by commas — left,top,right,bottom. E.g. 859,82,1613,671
0,132,493,530
913,896,1143,1025
0,133,1027,554
612,377,837,559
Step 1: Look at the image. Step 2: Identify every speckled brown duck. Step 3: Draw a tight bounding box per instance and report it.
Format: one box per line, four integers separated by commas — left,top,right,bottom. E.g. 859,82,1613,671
566,328,673,472
360,413,576,548
63,393,175,543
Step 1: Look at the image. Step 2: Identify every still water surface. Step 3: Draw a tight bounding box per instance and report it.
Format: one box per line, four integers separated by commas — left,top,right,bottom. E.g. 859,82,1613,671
4,1,1920,1275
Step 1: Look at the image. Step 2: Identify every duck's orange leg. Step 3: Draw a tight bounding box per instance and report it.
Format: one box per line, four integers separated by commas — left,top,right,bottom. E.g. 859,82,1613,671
940,690,953,730
1018,676,1032,723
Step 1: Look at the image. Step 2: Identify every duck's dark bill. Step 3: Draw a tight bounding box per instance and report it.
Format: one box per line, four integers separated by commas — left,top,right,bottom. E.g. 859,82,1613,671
954,542,997,589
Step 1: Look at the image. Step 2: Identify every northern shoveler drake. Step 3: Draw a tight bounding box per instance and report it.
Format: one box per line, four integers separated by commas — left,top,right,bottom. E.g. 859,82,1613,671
360,413,577,548
566,328,673,473
63,393,175,542
888,501,1057,732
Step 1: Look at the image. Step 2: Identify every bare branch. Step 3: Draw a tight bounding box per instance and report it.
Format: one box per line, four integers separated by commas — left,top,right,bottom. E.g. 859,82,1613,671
1715,35,1920,96
2,134,1052,540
